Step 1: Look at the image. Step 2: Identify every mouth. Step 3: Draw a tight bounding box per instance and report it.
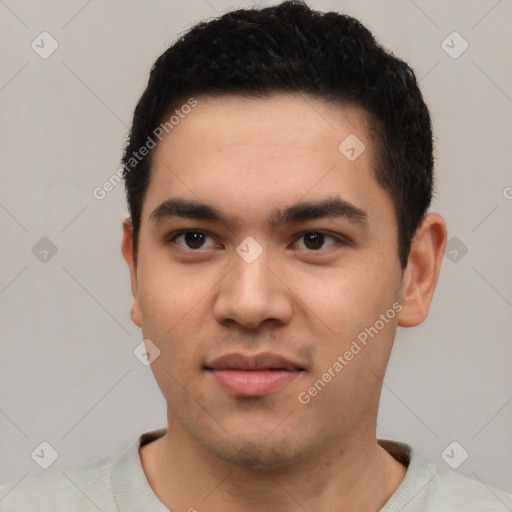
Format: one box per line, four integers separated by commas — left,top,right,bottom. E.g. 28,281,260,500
204,352,306,397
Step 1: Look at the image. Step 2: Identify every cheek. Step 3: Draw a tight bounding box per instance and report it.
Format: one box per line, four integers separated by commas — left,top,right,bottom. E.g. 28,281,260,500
290,258,397,341
136,258,224,373
136,265,196,359
137,255,200,323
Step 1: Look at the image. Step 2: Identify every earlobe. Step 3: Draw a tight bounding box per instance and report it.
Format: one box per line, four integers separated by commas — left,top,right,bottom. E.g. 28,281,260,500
397,213,447,328
121,218,143,328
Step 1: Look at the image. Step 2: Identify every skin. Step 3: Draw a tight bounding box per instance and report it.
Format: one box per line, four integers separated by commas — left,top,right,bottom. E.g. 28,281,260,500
121,93,447,511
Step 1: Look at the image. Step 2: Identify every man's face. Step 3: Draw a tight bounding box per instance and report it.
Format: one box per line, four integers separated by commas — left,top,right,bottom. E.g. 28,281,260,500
124,94,406,468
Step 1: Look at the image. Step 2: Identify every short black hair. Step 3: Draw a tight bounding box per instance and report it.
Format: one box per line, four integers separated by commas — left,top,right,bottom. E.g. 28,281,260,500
122,0,434,269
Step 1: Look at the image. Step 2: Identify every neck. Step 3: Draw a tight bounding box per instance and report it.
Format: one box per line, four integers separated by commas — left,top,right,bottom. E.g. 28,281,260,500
140,415,407,512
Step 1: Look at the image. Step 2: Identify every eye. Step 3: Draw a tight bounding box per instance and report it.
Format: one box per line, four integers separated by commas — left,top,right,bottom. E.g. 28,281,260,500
167,230,348,252
170,231,217,250
292,231,345,251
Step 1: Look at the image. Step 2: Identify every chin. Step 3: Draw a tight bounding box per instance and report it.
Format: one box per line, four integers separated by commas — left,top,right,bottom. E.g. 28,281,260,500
206,438,302,470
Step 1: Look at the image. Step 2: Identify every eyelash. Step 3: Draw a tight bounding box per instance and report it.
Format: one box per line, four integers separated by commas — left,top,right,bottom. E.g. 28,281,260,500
165,230,350,252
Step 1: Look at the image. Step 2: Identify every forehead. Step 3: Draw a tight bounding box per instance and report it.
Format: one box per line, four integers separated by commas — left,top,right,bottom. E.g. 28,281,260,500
156,93,371,163
143,94,393,232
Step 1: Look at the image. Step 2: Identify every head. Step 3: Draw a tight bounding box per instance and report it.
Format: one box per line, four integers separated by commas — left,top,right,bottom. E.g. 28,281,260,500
122,0,434,270
121,1,446,469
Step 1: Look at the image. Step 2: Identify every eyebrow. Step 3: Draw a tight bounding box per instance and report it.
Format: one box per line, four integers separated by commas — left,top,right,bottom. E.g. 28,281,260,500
148,197,368,231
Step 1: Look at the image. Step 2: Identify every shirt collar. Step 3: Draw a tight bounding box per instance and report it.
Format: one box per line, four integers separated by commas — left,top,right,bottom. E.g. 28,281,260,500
112,429,433,512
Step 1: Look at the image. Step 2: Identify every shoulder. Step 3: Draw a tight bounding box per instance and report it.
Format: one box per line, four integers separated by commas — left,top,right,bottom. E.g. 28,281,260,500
379,439,512,511
424,461,512,511
0,453,120,512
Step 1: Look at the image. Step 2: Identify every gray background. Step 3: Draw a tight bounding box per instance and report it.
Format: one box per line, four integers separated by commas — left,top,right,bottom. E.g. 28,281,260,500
1,0,511,496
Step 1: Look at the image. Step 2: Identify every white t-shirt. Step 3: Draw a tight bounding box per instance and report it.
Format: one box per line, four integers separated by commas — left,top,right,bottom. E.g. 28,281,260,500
1,428,511,511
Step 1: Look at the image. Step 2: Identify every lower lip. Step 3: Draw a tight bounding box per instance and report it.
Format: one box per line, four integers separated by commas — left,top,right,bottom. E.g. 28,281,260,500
208,369,301,396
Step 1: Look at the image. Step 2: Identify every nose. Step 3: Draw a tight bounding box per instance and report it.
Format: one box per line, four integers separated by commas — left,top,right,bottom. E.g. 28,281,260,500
213,246,293,330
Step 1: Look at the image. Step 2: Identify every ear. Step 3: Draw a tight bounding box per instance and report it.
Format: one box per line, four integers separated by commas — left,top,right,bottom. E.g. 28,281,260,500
397,212,447,327
121,218,142,328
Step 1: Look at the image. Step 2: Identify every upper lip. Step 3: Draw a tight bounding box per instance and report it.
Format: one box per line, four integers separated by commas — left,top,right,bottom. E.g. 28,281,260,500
205,352,305,371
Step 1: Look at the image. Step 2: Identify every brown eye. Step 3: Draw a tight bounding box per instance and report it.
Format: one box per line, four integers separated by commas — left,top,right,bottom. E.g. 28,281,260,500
171,231,216,250
303,232,325,250
292,231,346,252
184,232,206,249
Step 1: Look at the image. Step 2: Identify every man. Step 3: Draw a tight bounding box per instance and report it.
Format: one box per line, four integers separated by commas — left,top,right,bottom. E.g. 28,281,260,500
1,1,511,510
